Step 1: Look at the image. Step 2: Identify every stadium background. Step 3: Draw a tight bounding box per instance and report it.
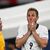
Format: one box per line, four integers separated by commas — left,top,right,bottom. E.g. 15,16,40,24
0,0,50,50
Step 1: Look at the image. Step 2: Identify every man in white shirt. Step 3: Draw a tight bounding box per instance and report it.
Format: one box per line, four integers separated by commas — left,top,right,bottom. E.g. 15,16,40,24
16,8,48,50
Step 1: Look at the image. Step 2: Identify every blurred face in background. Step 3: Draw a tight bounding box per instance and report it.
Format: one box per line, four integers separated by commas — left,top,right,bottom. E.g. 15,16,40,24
0,18,2,31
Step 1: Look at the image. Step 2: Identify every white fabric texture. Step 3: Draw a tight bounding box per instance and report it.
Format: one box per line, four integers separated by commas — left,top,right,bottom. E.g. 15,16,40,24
16,24,48,50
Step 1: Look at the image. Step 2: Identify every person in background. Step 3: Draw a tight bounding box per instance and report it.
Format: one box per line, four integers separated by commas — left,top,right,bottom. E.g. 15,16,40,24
16,8,48,50
7,38,16,50
8,42,16,50
0,18,5,50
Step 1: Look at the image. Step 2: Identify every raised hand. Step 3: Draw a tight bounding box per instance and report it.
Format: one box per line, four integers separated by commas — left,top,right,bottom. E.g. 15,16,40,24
31,22,36,32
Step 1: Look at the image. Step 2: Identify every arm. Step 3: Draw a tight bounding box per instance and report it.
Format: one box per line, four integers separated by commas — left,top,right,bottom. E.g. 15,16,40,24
32,31,48,48
16,31,31,48
30,22,48,48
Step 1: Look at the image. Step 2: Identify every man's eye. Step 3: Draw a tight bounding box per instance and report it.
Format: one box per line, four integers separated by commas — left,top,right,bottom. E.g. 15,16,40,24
32,14,34,17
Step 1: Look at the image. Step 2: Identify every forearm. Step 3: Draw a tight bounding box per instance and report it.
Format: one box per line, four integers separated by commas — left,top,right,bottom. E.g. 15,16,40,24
16,31,30,48
32,31,48,48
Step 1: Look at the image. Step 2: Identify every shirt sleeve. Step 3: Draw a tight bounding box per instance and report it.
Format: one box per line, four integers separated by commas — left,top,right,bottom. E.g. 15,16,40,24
16,25,27,39
39,26,49,40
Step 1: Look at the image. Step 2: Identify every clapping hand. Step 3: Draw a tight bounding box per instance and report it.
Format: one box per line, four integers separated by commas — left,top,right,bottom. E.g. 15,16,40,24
28,21,36,33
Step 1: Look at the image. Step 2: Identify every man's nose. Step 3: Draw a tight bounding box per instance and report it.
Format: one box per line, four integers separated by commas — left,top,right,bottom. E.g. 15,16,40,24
30,16,33,20
30,18,32,21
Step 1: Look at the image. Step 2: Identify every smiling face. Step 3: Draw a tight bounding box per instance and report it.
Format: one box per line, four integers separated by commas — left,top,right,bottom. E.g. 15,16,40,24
27,8,39,24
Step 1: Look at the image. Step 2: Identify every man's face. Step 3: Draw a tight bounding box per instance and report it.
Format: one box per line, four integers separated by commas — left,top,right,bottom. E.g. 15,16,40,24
27,11,38,24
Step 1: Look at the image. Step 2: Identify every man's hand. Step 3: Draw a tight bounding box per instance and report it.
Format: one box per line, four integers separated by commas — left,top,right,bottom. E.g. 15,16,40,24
28,22,37,36
28,23,31,32
28,21,36,32
31,22,36,32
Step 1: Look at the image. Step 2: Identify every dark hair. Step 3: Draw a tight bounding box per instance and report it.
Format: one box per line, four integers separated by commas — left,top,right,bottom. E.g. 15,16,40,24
27,8,38,17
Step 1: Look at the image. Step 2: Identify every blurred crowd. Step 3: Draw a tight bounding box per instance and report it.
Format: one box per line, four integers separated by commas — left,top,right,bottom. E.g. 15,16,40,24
0,0,41,8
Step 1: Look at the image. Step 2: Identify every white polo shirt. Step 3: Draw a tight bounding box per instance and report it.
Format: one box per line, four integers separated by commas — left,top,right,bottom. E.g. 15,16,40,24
16,24,48,50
